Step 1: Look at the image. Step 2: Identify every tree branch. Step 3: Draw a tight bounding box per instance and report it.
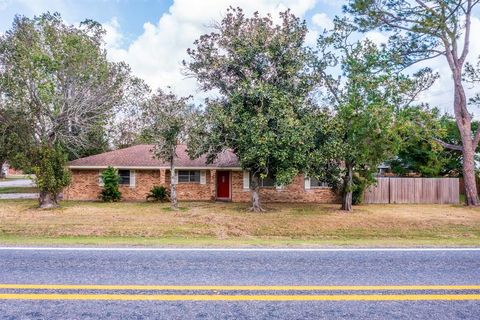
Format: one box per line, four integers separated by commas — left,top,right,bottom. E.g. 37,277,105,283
432,137,463,151
459,0,472,65
472,126,480,150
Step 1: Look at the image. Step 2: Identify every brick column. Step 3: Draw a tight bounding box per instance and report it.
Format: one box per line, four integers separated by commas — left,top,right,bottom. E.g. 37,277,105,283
210,169,216,200
160,169,166,186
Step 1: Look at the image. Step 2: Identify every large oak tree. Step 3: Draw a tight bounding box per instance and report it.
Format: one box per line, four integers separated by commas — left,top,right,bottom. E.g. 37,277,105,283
185,8,318,212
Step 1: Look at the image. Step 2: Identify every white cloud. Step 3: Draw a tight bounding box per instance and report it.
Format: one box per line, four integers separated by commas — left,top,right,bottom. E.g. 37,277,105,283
362,31,388,46
311,12,333,30
103,17,123,49
105,0,318,99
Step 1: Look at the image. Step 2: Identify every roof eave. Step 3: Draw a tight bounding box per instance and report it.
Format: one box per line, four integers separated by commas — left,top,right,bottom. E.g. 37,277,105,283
68,165,243,170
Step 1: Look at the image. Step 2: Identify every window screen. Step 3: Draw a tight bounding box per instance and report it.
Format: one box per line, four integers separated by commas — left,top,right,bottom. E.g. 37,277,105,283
118,170,130,185
310,177,329,188
178,170,200,183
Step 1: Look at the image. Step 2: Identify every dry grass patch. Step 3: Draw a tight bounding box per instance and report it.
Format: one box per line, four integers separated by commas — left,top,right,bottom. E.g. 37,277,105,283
0,200,479,246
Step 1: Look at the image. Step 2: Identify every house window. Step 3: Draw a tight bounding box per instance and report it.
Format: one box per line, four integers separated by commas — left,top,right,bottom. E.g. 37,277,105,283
310,177,329,188
178,170,200,183
251,172,275,187
118,170,131,185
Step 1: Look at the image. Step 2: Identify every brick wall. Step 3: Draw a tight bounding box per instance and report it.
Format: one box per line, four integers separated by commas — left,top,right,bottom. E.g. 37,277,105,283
176,170,214,201
64,170,102,200
64,169,162,201
65,169,215,201
120,170,160,200
65,169,339,203
231,171,339,203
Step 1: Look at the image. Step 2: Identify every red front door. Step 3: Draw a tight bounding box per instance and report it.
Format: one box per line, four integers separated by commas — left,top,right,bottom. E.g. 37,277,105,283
216,171,230,199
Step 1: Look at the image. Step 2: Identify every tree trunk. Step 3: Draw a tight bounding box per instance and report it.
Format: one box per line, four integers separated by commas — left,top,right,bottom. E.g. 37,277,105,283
0,159,5,179
38,191,58,209
341,163,353,211
250,175,265,212
170,164,178,210
463,153,478,205
453,76,479,206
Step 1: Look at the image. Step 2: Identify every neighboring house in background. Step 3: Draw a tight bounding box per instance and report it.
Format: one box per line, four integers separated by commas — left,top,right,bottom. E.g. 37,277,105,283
377,163,392,177
1,162,23,177
65,144,338,203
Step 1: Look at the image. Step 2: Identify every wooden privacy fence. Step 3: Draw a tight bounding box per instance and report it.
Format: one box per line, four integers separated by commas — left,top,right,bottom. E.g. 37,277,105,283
363,177,459,204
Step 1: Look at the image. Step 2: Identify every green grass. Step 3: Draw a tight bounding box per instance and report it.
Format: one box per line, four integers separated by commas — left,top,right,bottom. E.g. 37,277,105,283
0,199,479,247
0,186,38,194
0,175,31,180
0,234,479,248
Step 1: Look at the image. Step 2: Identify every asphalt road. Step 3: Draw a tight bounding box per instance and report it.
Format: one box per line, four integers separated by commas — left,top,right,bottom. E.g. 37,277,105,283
0,178,34,187
0,248,479,319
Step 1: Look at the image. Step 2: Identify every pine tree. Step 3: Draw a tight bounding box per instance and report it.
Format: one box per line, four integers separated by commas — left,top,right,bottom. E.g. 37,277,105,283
100,166,121,202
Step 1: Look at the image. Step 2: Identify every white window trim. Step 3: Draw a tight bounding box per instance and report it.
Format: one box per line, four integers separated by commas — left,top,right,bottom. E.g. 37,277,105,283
243,170,250,190
129,170,136,188
304,177,311,190
200,170,206,185
98,173,104,187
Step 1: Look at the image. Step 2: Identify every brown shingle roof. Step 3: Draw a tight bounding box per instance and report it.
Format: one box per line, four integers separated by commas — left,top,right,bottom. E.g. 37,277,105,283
68,144,240,168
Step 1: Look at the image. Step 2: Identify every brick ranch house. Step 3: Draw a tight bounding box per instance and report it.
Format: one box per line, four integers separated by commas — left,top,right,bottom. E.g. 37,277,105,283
65,144,338,203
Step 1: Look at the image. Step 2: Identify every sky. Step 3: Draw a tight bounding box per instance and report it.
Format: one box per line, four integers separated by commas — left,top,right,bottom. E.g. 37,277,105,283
0,0,479,116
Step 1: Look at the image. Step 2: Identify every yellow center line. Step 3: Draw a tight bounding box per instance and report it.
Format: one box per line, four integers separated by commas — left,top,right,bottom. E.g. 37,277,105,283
0,284,479,291
0,293,479,301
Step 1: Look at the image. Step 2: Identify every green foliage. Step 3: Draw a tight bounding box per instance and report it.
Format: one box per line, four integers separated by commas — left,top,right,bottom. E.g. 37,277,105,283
0,12,136,206
100,166,121,202
67,123,110,160
143,89,193,164
186,8,317,194
33,145,71,201
352,174,367,205
345,0,480,206
142,89,192,209
313,21,435,210
146,186,170,202
345,0,478,71
389,107,472,177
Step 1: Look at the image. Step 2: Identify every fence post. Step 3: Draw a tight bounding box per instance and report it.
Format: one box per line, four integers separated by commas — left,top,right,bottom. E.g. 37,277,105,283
388,177,392,204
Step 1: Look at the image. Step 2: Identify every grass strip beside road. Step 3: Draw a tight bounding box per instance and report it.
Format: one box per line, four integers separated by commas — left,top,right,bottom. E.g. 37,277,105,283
0,187,37,194
1,235,480,247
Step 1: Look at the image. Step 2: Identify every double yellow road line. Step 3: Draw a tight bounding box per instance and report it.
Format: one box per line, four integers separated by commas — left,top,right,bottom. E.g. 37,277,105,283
1,284,479,301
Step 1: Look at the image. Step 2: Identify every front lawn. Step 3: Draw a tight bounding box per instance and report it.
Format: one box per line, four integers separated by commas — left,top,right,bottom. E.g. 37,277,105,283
0,200,479,247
